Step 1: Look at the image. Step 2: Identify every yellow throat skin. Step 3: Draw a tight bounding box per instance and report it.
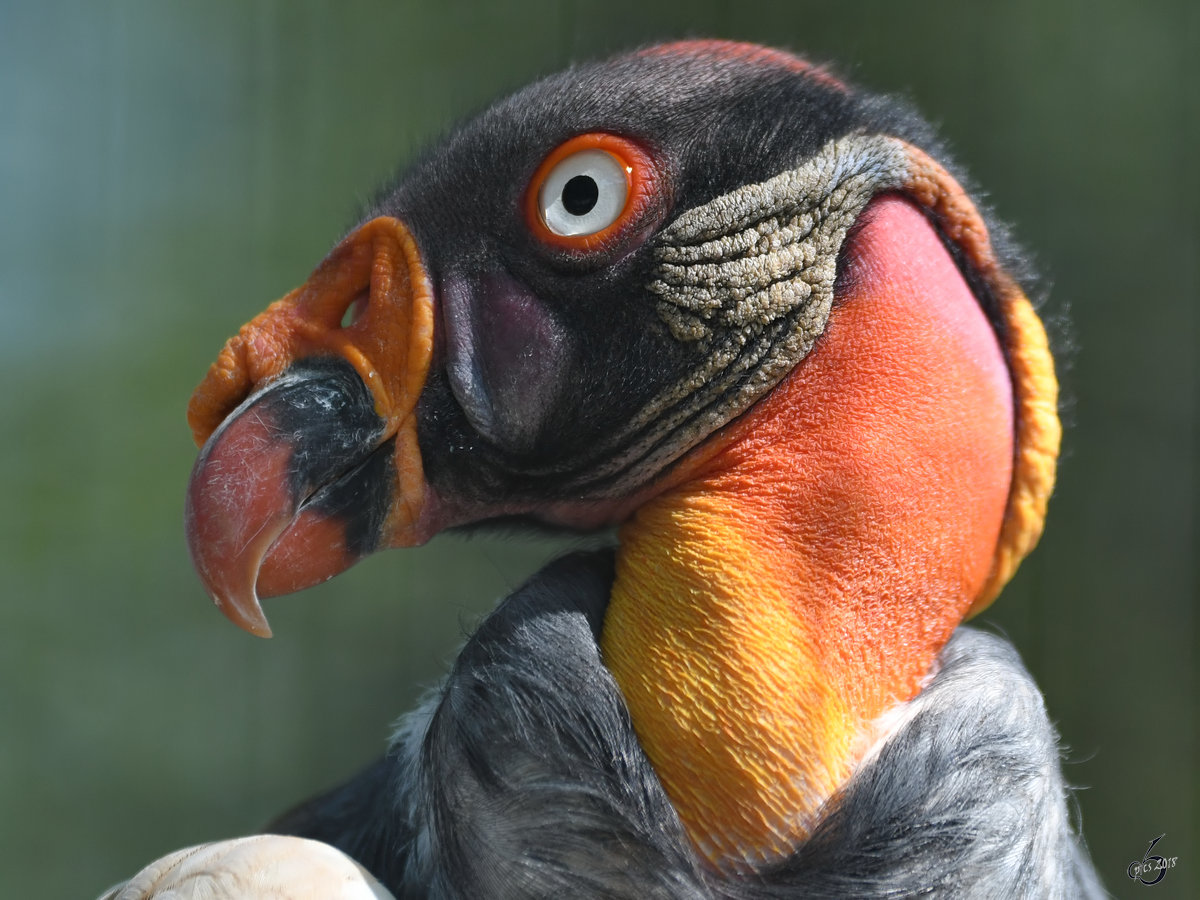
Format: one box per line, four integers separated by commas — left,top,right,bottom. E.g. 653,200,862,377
599,194,1042,871
608,496,854,869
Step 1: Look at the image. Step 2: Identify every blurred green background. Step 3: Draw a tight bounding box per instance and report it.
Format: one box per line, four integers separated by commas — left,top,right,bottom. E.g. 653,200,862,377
1,1,1195,896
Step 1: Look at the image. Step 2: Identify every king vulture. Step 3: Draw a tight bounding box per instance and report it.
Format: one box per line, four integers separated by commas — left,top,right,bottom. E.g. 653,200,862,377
105,41,1104,899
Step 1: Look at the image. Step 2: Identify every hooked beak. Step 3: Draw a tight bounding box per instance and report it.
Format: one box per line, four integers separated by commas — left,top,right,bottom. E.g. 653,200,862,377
185,218,435,637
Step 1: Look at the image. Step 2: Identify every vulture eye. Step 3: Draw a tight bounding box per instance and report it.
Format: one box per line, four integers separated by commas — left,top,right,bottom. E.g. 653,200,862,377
540,150,625,235
526,132,657,251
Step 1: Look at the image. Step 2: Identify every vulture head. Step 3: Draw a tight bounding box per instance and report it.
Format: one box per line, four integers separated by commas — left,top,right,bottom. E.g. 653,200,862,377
182,41,1064,878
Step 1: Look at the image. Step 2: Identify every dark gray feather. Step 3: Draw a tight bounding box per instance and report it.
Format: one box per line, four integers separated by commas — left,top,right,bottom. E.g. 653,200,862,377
272,551,1104,898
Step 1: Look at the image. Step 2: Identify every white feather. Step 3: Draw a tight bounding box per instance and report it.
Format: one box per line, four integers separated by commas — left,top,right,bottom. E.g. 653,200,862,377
97,835,395,900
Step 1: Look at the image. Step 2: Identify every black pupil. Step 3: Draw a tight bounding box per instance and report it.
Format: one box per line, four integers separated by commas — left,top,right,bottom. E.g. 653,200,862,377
562,175,599,216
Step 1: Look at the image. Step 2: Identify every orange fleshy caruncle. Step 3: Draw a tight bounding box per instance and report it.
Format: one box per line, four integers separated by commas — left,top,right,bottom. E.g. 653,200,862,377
187,217,433,452
185,218,434,636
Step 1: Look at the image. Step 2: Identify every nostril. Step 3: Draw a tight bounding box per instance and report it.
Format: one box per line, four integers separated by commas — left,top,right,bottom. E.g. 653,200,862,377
341,289,370,329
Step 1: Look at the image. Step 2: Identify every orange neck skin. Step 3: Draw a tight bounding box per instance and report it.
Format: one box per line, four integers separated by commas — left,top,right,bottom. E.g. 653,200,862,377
600,196,1015,871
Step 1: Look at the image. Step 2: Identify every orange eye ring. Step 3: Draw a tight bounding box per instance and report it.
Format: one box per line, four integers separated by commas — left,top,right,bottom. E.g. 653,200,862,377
524,132,660,253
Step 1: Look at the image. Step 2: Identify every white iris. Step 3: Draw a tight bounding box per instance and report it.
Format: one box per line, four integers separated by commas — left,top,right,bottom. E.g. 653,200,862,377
538,149,629,236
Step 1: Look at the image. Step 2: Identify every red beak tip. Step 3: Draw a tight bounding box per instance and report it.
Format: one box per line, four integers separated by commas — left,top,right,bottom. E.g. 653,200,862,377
211,592,274,639
245,619,274,640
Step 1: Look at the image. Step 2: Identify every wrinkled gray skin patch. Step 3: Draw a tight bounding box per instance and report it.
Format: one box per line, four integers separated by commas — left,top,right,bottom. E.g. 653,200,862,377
595,135,910,488
653,134,910,342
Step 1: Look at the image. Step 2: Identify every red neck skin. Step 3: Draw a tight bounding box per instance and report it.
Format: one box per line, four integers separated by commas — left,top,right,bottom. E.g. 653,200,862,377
601,195,1015,871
